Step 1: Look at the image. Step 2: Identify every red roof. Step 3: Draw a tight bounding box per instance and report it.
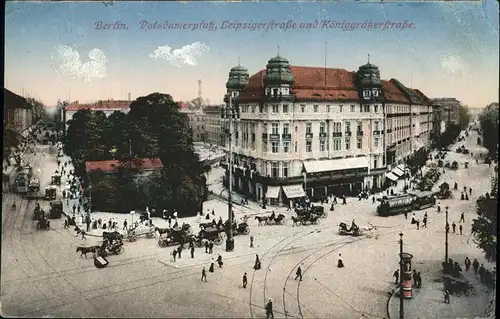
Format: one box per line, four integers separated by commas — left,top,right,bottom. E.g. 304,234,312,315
85,158,163,173
238,66,414,104
176,101,188,109
66,100,131,111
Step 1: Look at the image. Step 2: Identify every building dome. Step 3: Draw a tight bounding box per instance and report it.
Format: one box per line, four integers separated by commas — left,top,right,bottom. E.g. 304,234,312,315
356,61,381,86
226,65,249,90
263,55,294,86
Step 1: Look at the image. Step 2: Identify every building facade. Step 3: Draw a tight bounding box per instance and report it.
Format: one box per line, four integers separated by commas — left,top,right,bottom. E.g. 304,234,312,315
431,98,461,127
183,105,224,146
182,109,206,143
63,100,131,133
221,56,433,205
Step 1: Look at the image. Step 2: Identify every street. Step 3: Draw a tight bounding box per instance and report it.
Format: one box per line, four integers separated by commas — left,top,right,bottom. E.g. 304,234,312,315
1,129,495,318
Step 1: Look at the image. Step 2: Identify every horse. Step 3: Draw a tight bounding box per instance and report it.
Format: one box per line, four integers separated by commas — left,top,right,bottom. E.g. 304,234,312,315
76,246,98,258
274,214,286,225
291,216,301,226
155,227,170,237
254,216,268,226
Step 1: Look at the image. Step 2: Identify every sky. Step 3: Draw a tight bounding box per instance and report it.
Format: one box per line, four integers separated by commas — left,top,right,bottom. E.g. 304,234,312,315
4,0,499,107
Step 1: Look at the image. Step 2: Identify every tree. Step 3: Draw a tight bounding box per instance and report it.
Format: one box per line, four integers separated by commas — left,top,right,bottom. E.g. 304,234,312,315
458,104,471,129
479,104,499,157
471,176,498,261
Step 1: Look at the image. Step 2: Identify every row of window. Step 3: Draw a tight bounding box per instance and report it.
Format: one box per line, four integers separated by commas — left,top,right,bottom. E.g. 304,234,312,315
240,104,384,114
257,136,382,153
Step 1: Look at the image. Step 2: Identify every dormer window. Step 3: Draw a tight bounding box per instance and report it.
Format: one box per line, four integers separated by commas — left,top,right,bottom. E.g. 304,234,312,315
272,88,279,96
232,91,239,98
265,88,270,96
282,88,289,95
363,90,371,99
372,89,379,97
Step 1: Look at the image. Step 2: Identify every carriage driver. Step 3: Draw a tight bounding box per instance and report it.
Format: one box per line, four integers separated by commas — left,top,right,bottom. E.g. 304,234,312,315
351,219,358,231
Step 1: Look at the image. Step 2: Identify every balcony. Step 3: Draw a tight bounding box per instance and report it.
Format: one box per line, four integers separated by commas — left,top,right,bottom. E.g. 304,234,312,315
333,132,342,138
262,94,295,102
269,134,280,140
357,131,364,136
373,130,381,135
282,134,291,140
305,133,314,139
319,133,328,138
344,131,352,137
262,133,268,139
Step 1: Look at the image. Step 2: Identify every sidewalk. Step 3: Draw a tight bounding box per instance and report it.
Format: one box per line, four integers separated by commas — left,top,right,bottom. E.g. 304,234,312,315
387,269,495,319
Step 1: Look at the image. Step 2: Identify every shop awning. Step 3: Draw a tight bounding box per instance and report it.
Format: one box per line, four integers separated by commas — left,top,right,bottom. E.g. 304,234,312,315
266,186,280,199
396,164,406,171
303,156,369,174
282,184,306,198
386,172,398,181
392,167,405,177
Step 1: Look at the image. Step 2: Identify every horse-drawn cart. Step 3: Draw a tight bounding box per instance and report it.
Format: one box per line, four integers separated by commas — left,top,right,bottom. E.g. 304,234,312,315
195,227,223,247
126,225,155,242
94,256,109,268
158,228,192,248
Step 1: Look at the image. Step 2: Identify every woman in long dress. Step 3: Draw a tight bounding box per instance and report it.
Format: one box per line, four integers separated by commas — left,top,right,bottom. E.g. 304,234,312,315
337,254,344,268
209,257,215,273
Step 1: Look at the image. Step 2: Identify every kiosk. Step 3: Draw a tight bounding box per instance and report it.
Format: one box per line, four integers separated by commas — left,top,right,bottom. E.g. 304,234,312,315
400,252,414,299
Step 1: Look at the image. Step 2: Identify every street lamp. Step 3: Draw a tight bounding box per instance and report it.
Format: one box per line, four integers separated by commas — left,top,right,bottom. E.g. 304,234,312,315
224,95,236,252
445,205,450,262
399,232,404,319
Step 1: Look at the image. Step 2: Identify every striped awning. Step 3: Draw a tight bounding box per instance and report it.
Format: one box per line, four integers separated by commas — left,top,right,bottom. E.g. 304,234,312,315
392,167,405,177
282,184,306,198
386,172,398,181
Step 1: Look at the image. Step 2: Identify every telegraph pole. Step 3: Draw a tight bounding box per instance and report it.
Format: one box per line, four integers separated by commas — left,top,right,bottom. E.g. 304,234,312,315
445,205,450,262
225,95,234,252
399,232,404,319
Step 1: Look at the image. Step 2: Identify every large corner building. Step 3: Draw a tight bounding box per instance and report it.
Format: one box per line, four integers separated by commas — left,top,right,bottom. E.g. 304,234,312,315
222,56,434,205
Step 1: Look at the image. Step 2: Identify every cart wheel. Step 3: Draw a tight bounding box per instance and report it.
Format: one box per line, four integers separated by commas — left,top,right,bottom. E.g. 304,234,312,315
128,236,136,242
322,212,328,218
117,246,123,254
243,228,250,235
471,287,477,295
158,239,165,247
214,237,223,245
464,289,469,296
455,290,462,297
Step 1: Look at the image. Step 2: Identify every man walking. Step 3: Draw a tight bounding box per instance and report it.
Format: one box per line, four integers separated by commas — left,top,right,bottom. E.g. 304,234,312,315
452,222,456,233
459,212,465,223
459,224,463,235
472,258,480,274
172,249,177,262
295,266,303,281
177,246,183,259
123,219,128,230
243,272,248,288
422,216,427,228
479,264,486,283
190,246,195,258
265,298,274,319
393,269,399,284
464,257,471,272
201,267,207,282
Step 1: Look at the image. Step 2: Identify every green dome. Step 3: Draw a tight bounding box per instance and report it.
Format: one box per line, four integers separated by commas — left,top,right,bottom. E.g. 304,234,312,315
263,55,294,85
357,62,381,86
226,65,249,90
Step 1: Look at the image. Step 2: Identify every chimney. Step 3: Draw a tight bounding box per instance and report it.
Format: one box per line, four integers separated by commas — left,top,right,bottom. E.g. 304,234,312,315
128,93,131,101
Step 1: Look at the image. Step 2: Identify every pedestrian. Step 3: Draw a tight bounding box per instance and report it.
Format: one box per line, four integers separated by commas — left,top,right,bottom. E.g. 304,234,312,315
209,241,214,254
479,264,486,283
472,259,479,274
243,272,248,288
201,267,207,282
452,222,456,233
72,204,76,214
172,249,177,262
460,193,464,200
416,272,422,288
443,289,450,304
464,257,471,272
190,246,195,258
393,269,399,284
265,298,274,319
295,266,303,281
168,216,172,228
454,182,458,190
337,254,344,268
416,219,420,230
217,254,223,267
209,258,215,273
342,196,347,205
404,209,408,219
437,205,441,213
177,246,182,259
123,219,128,230
64,219,69,229
459,224,463,235
422,216,427,228
411,213,416,224
77,205,81,214
465,193,469,200
412,269,418,287
250,235,254,248
469,187,472,195
254,254,261,270
459,212,465,223
204,241,209,253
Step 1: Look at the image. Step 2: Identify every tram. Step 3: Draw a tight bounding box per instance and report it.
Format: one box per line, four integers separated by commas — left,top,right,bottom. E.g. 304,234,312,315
377,194,414,216
27,178,41,199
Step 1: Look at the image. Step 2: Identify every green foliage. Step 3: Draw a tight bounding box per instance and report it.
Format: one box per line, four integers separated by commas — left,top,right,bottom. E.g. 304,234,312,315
64,93,206,215
471,177,498,261
418,167,441,191
479,104,499,157
458,105,471,129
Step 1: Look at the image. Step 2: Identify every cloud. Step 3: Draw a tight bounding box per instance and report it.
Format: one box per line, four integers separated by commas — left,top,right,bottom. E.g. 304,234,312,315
440,54,467,76
149,42,210,67
51,45,108,81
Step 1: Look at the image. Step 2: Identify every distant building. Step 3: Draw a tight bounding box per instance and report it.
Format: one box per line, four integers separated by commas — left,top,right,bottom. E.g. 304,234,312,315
203,105,224,146
431,98,461,127
3,88,34,136
63,99,131,133
182,108,206,143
